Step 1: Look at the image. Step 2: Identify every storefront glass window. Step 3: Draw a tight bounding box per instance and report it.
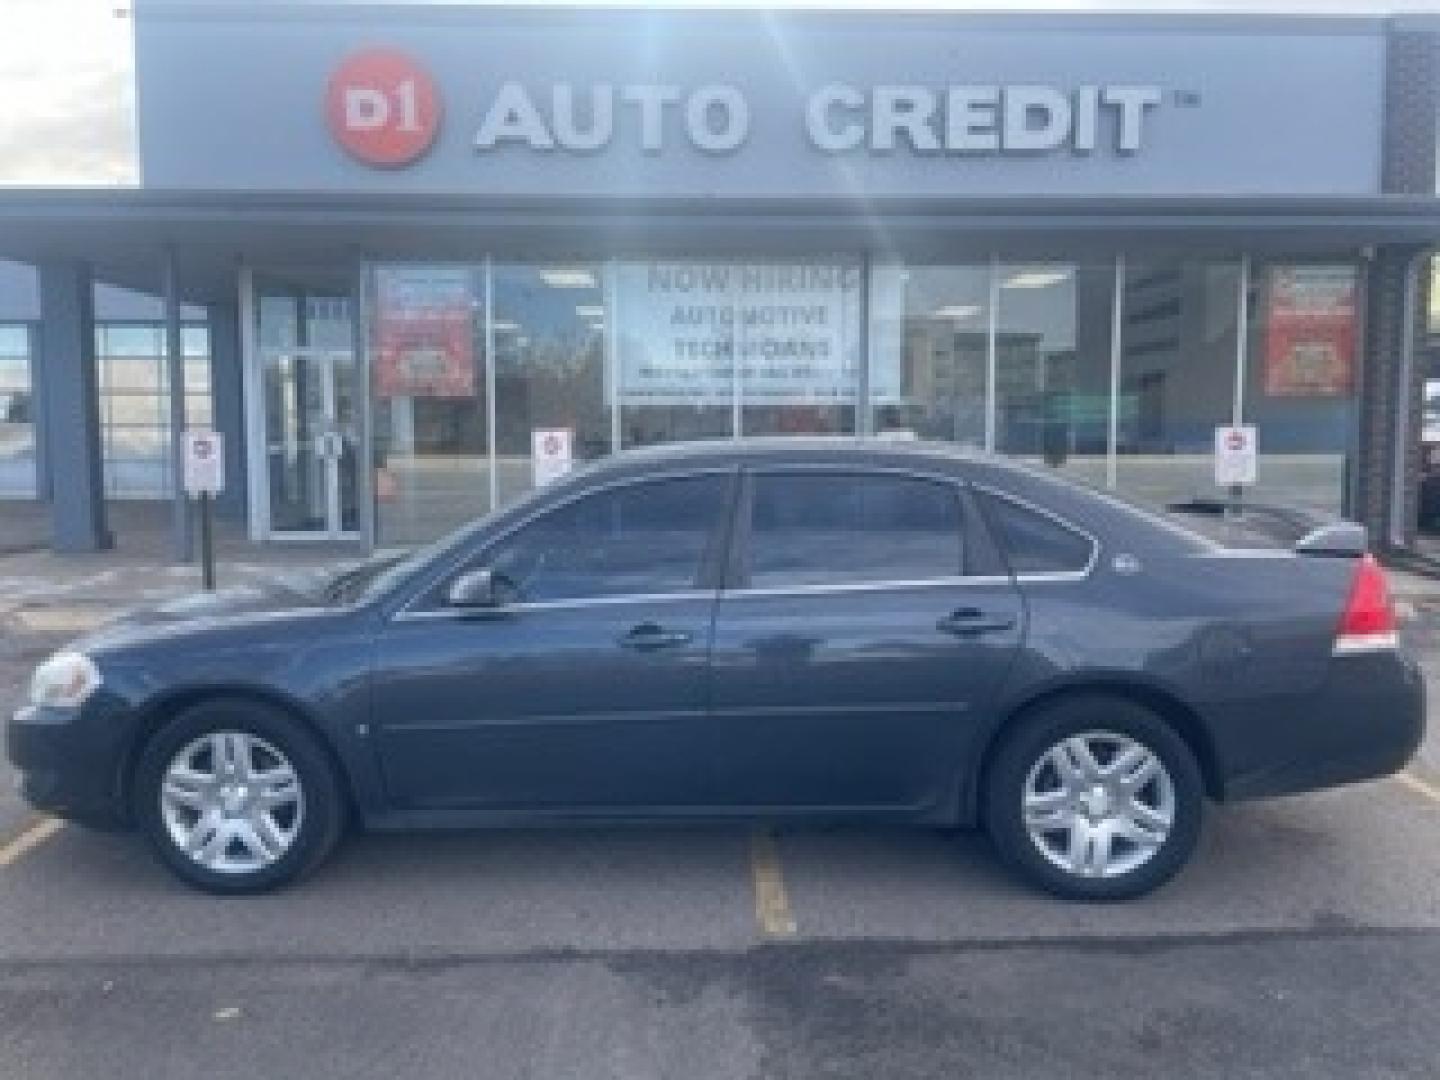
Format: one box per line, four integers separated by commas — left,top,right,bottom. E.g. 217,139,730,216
738,260,861,437
614,258,862,445
354,251,1359,548
370,264,489,546
615,260,735,447
1243,261,1360,516
493,263,609,505
95,323,213,499
0,324,36,499
1115,259,1242,507
994,262,1114,487
869,263,989,447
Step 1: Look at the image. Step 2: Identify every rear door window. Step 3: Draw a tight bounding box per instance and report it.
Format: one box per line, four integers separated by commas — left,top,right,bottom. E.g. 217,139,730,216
744,472,963,589
978,491,1094,575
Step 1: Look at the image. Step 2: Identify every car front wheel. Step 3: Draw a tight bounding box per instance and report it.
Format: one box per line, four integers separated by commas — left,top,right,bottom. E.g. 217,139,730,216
984,695,1204,902
133,700,345,894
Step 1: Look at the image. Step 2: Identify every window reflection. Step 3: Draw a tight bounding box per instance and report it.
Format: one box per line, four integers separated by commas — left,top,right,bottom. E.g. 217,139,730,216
493,264,609,505
1244,261,1359,516
0,325,35,498
94,322,213,499
870,263,989,446
1116,260,1242,506
371,265,489,546
994,263,1114,488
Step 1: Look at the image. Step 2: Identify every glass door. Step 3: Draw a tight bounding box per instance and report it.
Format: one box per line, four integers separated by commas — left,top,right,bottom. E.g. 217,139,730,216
262,348,358,538
248,269,362,542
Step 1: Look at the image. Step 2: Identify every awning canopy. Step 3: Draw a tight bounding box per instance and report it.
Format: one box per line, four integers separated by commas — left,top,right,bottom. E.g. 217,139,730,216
0,189,1437,304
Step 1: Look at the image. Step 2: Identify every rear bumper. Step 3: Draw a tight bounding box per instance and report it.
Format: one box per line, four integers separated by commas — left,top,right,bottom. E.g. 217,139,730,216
1215,651,1425,802
6,695,136,830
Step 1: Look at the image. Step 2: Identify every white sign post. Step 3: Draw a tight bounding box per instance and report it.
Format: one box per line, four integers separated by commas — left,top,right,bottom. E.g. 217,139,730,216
182,430,224,494
181,430,223,590
1215,424,1257,519
1214,425,1258,487
532,428,574,487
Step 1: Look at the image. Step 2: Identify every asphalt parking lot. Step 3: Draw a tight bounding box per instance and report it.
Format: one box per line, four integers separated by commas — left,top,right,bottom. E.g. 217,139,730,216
3,596,1440,1077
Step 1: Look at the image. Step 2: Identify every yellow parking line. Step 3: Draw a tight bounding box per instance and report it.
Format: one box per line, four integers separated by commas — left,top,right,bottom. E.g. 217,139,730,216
750,829,797,938
1395,770,1440,804
0,817,64,867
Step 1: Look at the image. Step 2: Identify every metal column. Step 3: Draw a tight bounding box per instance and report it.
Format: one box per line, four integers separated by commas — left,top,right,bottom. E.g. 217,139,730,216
36,260,110,552
163,247,193,561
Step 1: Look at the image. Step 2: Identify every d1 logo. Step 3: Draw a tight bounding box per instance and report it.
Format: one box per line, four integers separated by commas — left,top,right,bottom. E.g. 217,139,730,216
325,49,440,166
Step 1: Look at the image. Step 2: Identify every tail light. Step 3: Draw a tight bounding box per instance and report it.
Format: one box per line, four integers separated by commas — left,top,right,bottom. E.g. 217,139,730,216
1333,553,1399,655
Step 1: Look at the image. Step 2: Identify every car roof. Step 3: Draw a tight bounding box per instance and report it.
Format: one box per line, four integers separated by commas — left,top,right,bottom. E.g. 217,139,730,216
583,436,983,474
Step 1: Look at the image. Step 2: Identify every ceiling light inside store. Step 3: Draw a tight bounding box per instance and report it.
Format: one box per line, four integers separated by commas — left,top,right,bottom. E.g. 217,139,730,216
492,319,520,332
1002,271,1071,290
930,304,981,321
575,305,605,320
541,269,598,289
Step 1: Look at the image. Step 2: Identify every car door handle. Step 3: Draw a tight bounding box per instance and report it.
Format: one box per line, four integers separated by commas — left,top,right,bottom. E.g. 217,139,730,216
618,623,692,651
936,608,1016,636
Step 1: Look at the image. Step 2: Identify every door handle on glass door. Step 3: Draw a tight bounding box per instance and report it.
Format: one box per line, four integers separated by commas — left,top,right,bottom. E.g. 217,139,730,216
618,623,692,651
936,608,1016,636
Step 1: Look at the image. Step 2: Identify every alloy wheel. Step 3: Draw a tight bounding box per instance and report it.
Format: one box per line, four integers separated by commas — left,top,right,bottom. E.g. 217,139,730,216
1021,730,1175,879
159,731,305,874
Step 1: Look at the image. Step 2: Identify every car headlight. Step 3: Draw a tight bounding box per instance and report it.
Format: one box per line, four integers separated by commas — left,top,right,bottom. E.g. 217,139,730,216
29,651,101,708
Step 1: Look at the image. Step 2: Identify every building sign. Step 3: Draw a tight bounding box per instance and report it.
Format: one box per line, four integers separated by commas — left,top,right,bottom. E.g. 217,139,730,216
1214,424,1257,486
373,265,475,399
612,261,862,406
182,430,224,494
469,81,1161,158
326,48,441,166
1262,266,1357,398
134,10,1385,198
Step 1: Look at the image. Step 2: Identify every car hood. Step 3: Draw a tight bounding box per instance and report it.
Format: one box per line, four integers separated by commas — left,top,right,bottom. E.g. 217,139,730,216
72,571,335,653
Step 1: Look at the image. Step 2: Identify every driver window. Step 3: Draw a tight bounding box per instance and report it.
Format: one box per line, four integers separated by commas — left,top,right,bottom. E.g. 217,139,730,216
477,474,728,603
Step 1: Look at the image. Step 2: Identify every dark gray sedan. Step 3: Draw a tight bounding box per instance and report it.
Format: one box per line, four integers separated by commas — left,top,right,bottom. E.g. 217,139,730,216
6,440,1424,900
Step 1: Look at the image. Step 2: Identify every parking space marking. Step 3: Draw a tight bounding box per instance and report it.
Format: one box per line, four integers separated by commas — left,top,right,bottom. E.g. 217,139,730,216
0,816,63,868
1395,770,1440,804
750,829,797,938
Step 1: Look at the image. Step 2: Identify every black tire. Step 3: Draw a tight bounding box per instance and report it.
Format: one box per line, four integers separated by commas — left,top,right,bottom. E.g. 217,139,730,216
132,699,346,895
983,695,1204,902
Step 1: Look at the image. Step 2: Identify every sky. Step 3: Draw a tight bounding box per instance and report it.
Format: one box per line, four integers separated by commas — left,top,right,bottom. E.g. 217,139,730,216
0,0,1436,187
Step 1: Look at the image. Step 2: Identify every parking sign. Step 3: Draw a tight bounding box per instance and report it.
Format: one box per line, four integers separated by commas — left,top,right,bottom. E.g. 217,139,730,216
182,430,224,494
1214,425,1257,486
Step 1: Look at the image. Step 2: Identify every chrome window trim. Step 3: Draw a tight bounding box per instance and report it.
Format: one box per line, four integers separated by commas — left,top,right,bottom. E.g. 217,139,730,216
971,483,1101,582
390,466,738,621
392,589,718,621
721,574,1011,601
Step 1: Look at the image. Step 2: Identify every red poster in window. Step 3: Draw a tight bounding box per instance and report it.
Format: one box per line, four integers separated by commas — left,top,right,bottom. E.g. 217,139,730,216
373,266,475,399
1263,266,1357,398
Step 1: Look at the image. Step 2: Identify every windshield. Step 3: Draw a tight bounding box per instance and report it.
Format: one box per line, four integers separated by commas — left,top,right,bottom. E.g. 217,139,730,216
320,544,437,605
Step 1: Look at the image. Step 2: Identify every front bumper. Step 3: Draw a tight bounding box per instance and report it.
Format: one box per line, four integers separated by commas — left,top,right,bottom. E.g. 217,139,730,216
1215,651,1426,802
6,693,137,830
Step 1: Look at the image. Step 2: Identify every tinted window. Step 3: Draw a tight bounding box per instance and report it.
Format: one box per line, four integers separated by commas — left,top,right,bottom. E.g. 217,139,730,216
747,473,962,588
981,493,1093,574
483,475,727,602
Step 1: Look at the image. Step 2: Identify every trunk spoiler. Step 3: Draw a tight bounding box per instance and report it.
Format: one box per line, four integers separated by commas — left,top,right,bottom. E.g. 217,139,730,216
1295,521,1368,557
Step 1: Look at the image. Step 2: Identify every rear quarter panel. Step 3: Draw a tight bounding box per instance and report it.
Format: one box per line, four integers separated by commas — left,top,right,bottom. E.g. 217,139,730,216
989,548,1365,802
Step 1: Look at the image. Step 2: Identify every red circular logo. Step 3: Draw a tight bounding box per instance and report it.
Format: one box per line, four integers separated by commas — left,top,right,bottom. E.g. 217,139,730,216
325,49,440,167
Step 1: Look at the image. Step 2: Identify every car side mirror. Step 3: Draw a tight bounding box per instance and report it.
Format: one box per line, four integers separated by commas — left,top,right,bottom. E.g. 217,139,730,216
446,568,513,609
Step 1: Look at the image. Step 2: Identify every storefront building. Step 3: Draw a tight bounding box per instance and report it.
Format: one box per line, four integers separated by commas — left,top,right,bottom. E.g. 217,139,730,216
0,3,1437,554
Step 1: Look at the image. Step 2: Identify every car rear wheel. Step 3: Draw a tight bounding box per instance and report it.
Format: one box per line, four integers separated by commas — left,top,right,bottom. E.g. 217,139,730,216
984,695,1203,901
133,700,345,894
